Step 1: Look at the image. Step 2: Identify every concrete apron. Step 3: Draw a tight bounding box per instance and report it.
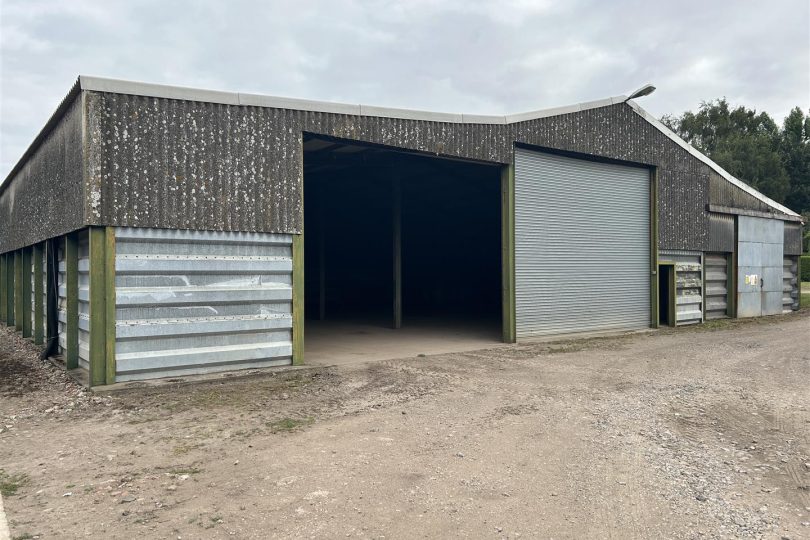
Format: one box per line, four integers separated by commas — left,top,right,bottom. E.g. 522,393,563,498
0,492,10,540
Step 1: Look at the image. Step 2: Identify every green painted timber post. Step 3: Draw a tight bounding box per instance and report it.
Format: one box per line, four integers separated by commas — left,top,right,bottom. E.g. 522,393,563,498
318,192,326,321
6,252,15,327
105,228,116,384
21,247,33,338
0,253,7,324
292,233,304,365
392,177,402,330
65,233,80,370
501,162,516,343
650,168,660,328
88,227,116,386
730,216,739,318
33,243,44,345
14,250,24,332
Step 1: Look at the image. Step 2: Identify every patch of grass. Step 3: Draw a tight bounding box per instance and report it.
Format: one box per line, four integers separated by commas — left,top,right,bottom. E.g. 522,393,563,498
266,417,313,433
801,282,810,309
172,442,203,456
12,533,35,540
0,469,29,497
167,466,203,476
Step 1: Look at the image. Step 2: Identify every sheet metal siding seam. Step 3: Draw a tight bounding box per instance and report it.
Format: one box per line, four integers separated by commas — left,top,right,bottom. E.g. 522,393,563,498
33,243,44,345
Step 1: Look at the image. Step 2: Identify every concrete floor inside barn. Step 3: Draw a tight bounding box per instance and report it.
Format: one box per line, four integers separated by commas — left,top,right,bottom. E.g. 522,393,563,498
304,316,503,366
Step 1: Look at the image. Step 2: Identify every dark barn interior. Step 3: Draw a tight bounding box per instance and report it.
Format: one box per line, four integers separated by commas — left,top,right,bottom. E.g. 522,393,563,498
303,135,502,363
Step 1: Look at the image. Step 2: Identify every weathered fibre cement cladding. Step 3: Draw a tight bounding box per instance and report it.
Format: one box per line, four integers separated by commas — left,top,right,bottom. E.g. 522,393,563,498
0,83,800,254
87,92,709,251
0,92,85,254
0,89,705,253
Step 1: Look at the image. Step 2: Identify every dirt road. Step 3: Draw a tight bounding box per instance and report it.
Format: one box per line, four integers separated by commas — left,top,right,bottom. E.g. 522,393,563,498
1,313,809,539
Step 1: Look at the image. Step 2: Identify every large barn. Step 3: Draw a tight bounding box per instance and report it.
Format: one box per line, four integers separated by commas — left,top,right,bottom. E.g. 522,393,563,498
0,76,803,386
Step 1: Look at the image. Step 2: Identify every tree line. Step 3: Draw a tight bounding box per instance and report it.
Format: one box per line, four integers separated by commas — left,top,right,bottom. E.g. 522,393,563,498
662,99,809,251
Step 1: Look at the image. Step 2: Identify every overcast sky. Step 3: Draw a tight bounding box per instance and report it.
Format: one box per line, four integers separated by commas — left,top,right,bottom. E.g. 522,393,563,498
1,0,808,179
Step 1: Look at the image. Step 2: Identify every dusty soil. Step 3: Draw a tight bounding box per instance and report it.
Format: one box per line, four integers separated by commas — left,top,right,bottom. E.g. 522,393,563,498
1,312,809,539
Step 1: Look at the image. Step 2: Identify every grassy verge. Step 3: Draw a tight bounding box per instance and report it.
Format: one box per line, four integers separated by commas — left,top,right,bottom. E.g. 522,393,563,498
0,469,29,497
802,282,810,309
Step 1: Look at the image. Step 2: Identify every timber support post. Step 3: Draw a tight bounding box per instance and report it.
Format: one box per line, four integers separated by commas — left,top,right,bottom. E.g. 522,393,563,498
33,243,44,345
88,227,116,387
501,162,516,343
65,233,79,370
14,250,23,332
0,253,7,324
292,233,304,365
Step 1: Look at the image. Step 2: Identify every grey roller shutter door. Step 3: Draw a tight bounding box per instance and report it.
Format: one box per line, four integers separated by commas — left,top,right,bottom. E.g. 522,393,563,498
514,148,650,337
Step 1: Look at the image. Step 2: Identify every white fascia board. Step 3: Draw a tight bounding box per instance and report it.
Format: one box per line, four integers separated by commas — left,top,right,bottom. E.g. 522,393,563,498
358,104,463,123
238,93,362,115
625,99,800,218
77,75,628,125
504,95,627,123
80,75,241,105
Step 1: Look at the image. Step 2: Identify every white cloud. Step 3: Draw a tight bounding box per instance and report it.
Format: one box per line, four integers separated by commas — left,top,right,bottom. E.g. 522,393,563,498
1,0,808,178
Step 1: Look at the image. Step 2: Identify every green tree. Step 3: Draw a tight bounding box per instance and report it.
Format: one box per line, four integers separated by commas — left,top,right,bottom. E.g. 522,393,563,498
662,99,791,204
780,107,810,216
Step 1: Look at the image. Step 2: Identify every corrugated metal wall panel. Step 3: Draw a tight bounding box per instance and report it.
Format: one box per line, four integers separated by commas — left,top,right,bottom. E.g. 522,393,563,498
58,241,66,355
114,227,293,381
737,216,784,317
709,171,780,215
784,223,803,256
660,250,703,325
708,213,735,253
783,257,799,312
42,247,47,335
77,232,90,370
29,252,35,334
514,148,650,337
704,253,729,320
57,233,90,366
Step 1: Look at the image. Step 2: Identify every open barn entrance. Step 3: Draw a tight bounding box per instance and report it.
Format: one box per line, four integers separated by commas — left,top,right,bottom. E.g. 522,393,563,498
303,135,503,365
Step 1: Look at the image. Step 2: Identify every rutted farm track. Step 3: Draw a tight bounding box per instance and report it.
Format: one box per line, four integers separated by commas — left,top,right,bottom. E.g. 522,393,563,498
1,311,809,539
